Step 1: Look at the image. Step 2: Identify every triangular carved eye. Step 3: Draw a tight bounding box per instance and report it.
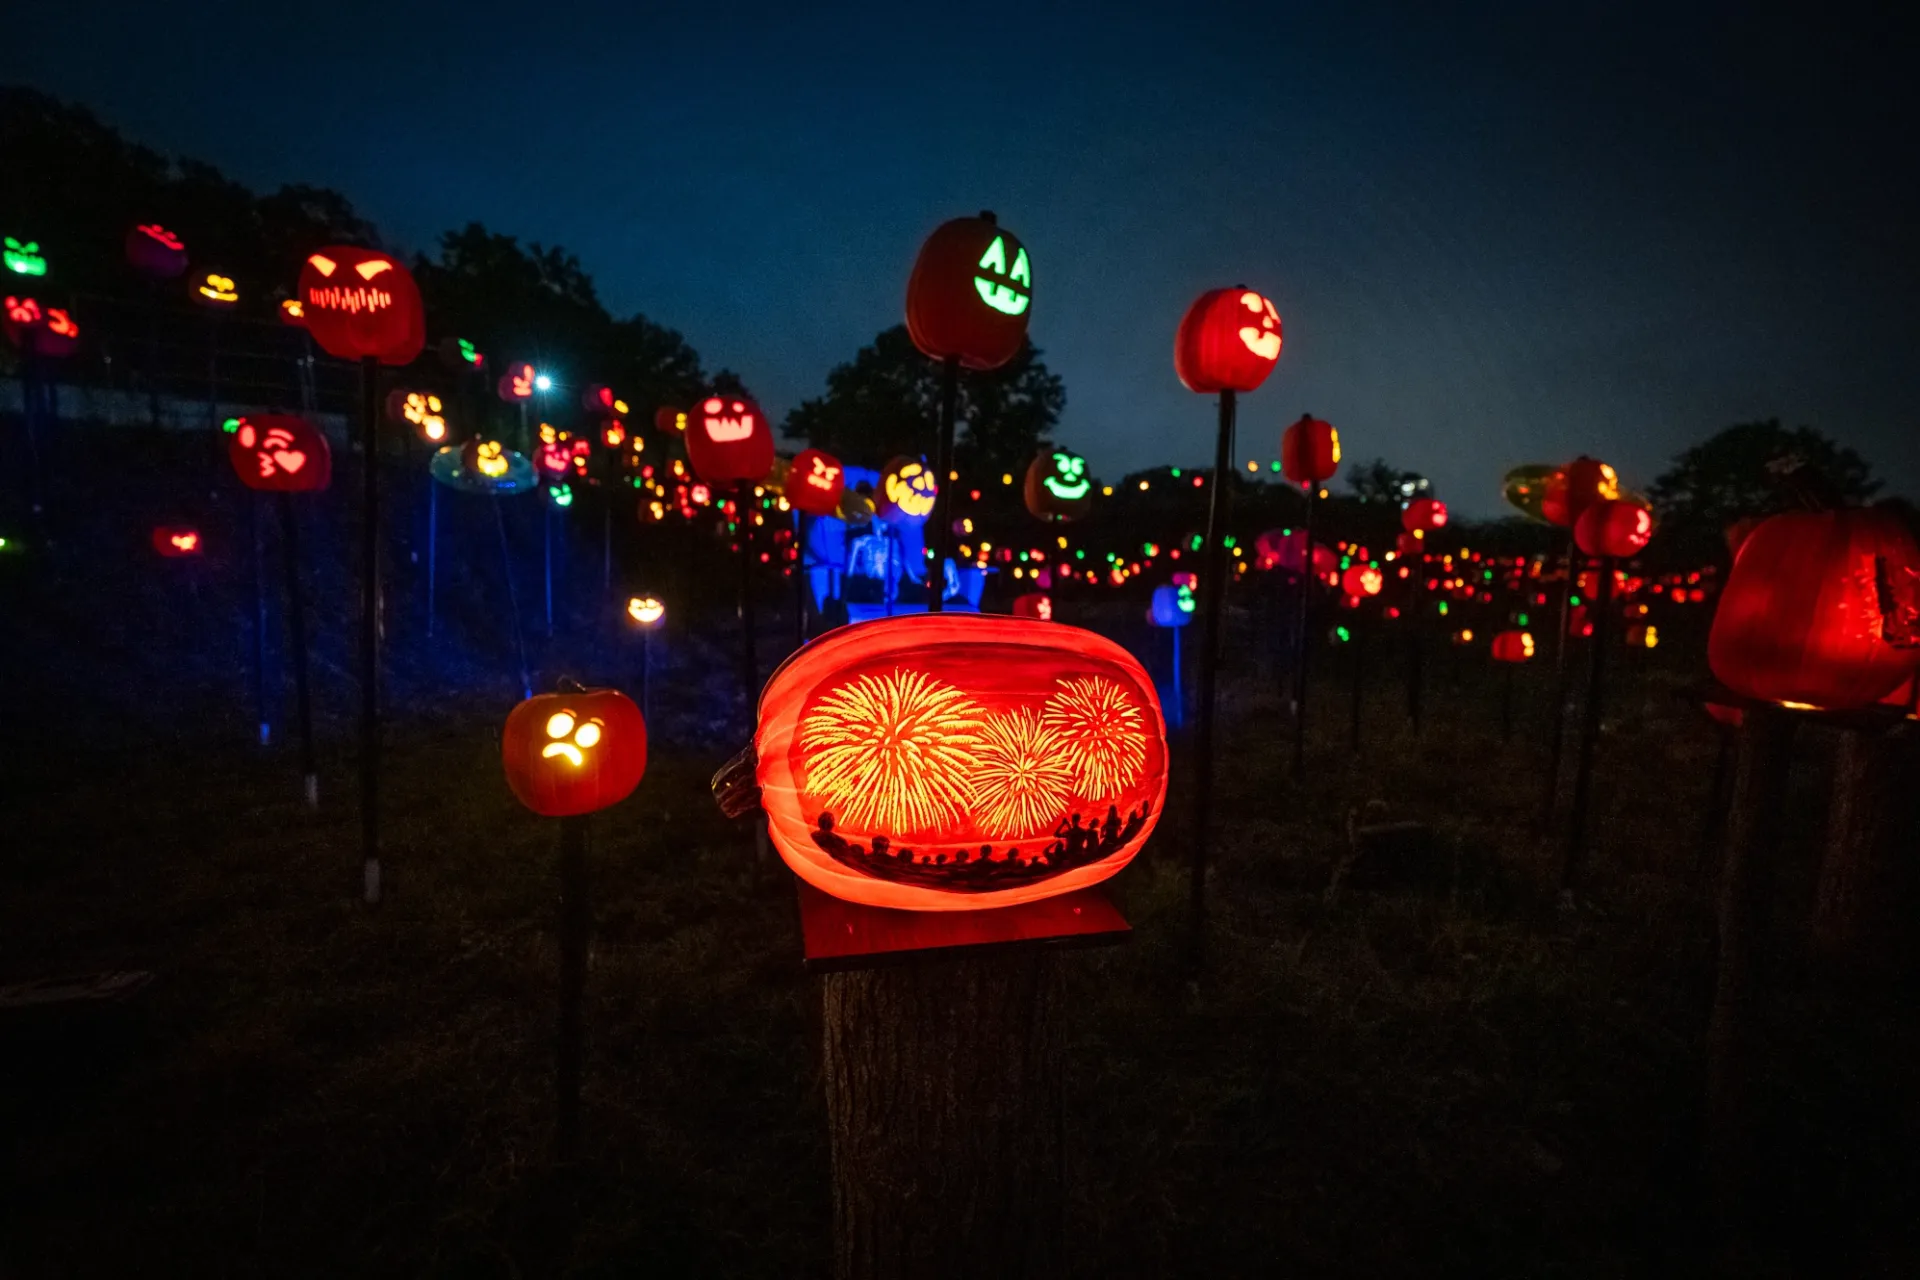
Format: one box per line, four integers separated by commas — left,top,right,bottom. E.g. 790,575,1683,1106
355,260,394,280
307,254,337,277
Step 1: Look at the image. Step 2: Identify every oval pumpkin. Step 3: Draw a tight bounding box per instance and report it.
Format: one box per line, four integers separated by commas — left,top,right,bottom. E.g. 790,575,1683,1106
503,687,648,817
753,614,1167,911
1173,286,1283,394
905,212,1032,371
297,246,424,366
1023,447,1093,521
1281,414,1340,486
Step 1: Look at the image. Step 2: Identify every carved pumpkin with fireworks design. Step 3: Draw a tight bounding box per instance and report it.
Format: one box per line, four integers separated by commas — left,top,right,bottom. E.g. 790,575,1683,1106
744,614,1166,911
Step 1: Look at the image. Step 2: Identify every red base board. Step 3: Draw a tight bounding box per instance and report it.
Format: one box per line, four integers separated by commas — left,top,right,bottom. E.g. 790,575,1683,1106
795,878,1131,972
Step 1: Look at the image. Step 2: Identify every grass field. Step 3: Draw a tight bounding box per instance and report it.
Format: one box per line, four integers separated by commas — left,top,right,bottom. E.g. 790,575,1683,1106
4,638,1915,1278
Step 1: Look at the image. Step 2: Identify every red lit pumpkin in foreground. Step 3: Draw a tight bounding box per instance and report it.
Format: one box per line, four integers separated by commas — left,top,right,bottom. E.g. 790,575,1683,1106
906,212,1032,371
502,688,648,817
1281,415,1340,486
1174,286,1283,394
686,394,774,483
1708,508,1920,710
228,414,332,493
297,246,425,366
751,614,1167,911
1575,497,1654,559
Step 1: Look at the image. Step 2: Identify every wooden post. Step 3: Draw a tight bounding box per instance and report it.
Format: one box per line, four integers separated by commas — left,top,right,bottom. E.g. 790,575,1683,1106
277,492,318,809
1405,560,1424,732
1561,556,1615,893
738,483,758,700
1538,534,1578,826
426,476,438,639
1811,721,1920,976
794,509,808,649
1291,485,1317,777
555,814,590,1162
250,491,272,747
492,501,533,702
1707,704,1795,1242
1349,618,1365,754
358,357,381,904
927,355,959,615
1191,389,1236,954
823,952,1063,1280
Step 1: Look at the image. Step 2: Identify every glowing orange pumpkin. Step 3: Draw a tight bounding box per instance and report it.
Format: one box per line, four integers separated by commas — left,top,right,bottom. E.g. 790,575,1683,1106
296,246,424,366
786,447,846,516
905,212,1032,371
1491,630,1535,662
502,688,648,817
1575,497,1654,558
1173,286,1283,394
751,614,1167,911
686,394,774,483
1281,414,1340,486
1542,456,1619,528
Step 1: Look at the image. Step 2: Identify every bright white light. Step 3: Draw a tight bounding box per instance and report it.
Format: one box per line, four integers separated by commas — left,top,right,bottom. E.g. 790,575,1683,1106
534,374,553,391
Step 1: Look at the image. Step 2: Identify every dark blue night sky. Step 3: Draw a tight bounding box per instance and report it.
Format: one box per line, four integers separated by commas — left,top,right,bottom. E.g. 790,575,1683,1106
11,2,1915,512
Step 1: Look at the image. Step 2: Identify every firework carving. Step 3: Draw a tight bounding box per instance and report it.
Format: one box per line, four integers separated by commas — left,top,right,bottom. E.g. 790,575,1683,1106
752,615,1167,911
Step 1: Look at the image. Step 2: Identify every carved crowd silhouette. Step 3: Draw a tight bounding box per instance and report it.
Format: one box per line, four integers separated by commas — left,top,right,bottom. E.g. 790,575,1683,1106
809,803,1151,891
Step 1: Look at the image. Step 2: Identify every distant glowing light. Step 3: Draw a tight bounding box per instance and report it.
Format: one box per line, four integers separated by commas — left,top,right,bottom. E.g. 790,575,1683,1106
534,374,553,391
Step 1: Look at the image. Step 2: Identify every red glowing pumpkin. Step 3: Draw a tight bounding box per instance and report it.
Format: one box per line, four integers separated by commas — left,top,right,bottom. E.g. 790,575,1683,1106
3,296,80,357
1575,497,1654,559
228,415,332,493
1402,497,1448,534
497,362,536,403
152,526,202,557
297,247,424,366
1342,564,1384,598
1541,456,1619,528
1173,287,1283,394
787,447,846,516
1012,593,1053,620
686,394,774,484
502,688,648,817
906,212,1032,371
1707,508,1920,710
749,614,1167,911
125,224,188,279
1281,414,1340,486
1491,630,1535,662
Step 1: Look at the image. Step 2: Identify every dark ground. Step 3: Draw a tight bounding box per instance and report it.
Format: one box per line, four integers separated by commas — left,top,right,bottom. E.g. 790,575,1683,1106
2,426,1917,1277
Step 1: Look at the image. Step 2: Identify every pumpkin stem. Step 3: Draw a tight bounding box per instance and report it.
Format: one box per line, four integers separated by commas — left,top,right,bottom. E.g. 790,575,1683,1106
711,745,763,819
555,675,588,693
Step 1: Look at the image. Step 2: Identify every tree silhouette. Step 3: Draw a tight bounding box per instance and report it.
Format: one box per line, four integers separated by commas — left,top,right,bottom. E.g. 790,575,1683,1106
783,325,1065,478
1649,420,1880,559
1345,457,1431,505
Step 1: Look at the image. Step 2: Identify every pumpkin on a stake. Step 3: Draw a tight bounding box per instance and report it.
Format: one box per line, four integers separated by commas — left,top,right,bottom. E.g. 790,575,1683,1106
1173,287,1283,394
1023,447,1094,521
228,414,332,493
1542,456,1619,528
905,212,1032,371
786,447,846,516
1575,498,1654,559
1402,496,1448,534
1708,507,1920,710
125,224,188,279
731,614,1167,911
1281,415,1340,486
686,394,774,483
503,688,648,817
297,247,424,365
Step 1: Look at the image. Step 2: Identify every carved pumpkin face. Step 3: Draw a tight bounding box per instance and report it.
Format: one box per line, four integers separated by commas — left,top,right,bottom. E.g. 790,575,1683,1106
627,595,665,626
1491,630,1535,663
3,296,80,357
879,457,938,523
1342,565,1384,598
467,438,510,479
4,237,46,277
125,224,188,279
1024,448,1093,521
497,362,536,403
752,614,1166,911
1574,498,1654,559
229,415,331,493
297,246,425,366
1150,583,1195,628
1542,456,1619,528
686,395,774,483
905,213,1033,371
386,390,447,442
1012,593,1053,620
502,688,648,817
279,298,307,326
152,526,202,557
787,447,846,516
195,272,239,307
1402,497,1448,534
1174,287,1283,394
434,440,536,494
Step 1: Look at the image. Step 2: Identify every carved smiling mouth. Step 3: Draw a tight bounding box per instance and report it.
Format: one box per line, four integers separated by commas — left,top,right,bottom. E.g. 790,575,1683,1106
1045,477,1089,500
705,415,754,442
974,278,1030,316
542,742,584,767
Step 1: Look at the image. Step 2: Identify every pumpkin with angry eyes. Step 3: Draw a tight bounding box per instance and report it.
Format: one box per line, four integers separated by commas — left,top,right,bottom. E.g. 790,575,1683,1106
786,448,846,516
905,212,1033,371
1024,447,1094,521
297,246,425,366
503,688,648,817
686,394,774,483
1174,287,1283,394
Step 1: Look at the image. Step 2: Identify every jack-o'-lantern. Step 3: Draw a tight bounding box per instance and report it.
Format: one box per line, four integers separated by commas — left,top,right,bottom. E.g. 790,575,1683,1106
1024,447,1093,521
194,272,239,307
439,336,484,370
297,247,424,365
386,389,447,442
3,296,80,357
1342,564,1384,598
905,212,1032,371
1402,497,1448,534
228,415,331,493
627,595,665,626
1174,287,1283,394
1625,624,1659,649
152,526,202,557
1491,630,1535,662
1281,415,1340,486
1542,456,1619,528
1575,497,1653,559
1150,583,1196,628
503,688,647,817
686,394,774,483
1254,528,1306,573
1708,507,1920,709
4,237,47,277
879,457,938,524
1502,463,1561,522
787,447,846,516
279,298,306,326
434,439,537,494
731,614,1166,911
125,223,188,279
497,362,536,403
1013,593,1053,620
580,384,619,415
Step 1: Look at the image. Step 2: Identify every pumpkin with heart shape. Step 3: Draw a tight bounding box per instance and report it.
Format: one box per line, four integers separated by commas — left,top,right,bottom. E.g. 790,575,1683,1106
730,613,1166,911
297,246,425,366
228,414,332,493
1023,447,1094,522
786,447,846,517
503,687,648,817
906,211,1032,371
125,224,188,279
1174,287,1284,394
686,394,774,483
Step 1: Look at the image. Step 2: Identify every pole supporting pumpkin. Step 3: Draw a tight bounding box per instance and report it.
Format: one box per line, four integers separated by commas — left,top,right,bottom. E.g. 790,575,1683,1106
555,813,589,1162
1191,388,1236,950
928,355,958,614
1562,555,1616,891
277,491,316,809
1291,484,1316,777
359,355,381,904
